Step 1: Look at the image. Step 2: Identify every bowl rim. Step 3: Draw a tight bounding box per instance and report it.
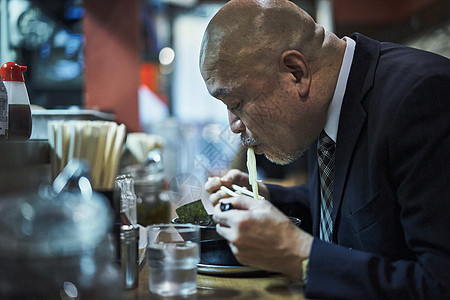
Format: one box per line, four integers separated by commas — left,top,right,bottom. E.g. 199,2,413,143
172,216,301,228
171,217,216,229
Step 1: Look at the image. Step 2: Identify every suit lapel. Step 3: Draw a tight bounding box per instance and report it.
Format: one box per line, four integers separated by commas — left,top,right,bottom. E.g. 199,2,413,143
331,34,380,235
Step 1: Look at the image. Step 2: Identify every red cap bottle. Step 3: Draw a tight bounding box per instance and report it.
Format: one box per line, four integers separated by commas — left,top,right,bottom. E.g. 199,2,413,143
0,62,32,140
1,62,27,82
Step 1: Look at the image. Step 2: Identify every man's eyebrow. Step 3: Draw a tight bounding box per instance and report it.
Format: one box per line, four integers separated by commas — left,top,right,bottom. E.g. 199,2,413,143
211,88,231,98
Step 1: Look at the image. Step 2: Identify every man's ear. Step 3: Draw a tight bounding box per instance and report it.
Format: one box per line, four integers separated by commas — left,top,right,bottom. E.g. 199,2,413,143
280,50,311,98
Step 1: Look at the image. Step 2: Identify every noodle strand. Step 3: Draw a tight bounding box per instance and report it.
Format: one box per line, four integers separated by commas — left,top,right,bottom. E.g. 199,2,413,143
247,147,260,200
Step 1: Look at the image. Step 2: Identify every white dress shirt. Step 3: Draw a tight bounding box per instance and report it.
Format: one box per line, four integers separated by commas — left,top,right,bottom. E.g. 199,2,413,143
323,37,356,143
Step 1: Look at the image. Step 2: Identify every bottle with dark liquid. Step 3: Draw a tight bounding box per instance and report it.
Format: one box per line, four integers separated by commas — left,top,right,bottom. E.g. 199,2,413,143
0,62,32,140
0,77,7,139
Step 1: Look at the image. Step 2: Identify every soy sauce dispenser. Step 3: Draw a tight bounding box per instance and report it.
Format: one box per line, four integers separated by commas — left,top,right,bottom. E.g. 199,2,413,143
0,62,32,140
0,76,7,139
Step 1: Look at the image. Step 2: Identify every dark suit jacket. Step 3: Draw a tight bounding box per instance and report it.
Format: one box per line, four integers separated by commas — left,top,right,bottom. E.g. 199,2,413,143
267,33,450,299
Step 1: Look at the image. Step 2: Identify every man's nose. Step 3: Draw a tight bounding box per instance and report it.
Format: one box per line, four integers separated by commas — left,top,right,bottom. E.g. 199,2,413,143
228,111,245,134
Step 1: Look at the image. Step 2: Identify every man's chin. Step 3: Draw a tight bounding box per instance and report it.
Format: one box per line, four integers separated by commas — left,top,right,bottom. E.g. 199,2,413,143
264,154,291,165
263,150,305,166
252,145,263,154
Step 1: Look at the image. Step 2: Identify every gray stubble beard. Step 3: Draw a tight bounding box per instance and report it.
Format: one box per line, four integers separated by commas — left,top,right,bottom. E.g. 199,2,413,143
241,134,305,166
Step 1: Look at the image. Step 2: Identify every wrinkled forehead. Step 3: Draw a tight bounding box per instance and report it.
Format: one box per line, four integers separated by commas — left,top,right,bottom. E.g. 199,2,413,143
201,24,253,61
200,30,271,77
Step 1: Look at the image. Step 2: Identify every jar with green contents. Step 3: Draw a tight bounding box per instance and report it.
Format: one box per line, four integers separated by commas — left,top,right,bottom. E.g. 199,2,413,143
122,149,171,226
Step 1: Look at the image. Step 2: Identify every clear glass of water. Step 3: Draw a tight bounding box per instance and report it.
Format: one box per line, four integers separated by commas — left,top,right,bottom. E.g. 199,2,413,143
147,224,200,297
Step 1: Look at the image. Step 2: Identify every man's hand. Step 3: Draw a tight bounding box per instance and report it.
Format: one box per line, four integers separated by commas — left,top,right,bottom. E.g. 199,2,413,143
213,195,313,280
205,169,270,205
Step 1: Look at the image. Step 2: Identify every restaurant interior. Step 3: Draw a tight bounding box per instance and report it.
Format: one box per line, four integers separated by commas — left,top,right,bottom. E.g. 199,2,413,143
0,0,449,299
0,0,449,191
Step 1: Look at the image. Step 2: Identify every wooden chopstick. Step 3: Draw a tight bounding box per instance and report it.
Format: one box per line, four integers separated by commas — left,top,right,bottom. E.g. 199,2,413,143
220,184,265,200
220,186,239,197
231,184,265,200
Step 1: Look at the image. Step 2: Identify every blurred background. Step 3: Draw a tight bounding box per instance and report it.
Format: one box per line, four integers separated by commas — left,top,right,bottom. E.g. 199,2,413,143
1,0,449,188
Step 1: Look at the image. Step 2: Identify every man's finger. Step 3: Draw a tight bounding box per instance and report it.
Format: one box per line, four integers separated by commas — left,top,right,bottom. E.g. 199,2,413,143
215,195,258,211
216,223,238,242
220,169,240,182
228,241,238,255
209,189,231,205
205,176,222,193
221,169,249,187
213,203,256,230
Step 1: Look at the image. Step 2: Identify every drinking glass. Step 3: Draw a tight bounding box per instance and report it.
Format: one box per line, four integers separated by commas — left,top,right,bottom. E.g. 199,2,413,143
147,224,200,297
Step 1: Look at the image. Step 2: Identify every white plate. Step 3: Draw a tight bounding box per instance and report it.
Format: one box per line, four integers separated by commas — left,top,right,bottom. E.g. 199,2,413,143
197,263,268,276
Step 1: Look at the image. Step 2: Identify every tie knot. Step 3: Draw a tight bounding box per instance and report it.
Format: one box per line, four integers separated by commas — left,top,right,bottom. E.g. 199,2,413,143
318,131,335,152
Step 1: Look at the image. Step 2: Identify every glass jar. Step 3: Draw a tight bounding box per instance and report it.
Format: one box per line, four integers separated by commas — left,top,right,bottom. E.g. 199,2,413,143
134,174,171,226
121,149,171,226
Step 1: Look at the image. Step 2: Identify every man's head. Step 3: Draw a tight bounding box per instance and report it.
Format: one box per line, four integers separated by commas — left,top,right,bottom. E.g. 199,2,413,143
200,0,343,165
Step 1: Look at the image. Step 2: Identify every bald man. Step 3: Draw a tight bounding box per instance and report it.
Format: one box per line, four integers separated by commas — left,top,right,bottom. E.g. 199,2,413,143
200,0,450,299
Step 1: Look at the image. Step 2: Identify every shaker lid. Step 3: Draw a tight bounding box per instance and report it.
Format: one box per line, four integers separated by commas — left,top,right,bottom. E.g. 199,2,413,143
0,62,27,82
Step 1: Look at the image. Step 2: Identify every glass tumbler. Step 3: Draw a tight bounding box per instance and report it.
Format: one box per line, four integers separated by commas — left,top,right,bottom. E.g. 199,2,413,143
147,224,200,297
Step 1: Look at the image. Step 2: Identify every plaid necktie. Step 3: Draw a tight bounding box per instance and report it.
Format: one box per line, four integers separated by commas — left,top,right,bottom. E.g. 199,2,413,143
317,131,335,242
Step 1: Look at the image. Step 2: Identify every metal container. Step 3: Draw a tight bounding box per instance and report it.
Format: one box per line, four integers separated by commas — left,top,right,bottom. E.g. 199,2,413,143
119,220,139,289
30,109,115,140
0,109,115,193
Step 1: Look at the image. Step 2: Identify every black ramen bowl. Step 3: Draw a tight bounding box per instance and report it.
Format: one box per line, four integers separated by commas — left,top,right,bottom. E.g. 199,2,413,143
172,216,301,266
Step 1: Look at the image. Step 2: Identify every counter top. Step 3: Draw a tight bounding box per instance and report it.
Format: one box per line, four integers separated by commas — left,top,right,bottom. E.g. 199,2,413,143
123,263,305,300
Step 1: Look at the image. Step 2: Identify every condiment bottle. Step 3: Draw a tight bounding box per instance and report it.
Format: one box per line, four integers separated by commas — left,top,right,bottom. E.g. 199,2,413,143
0,62,32,140
115,174,138,225
0,77,7,139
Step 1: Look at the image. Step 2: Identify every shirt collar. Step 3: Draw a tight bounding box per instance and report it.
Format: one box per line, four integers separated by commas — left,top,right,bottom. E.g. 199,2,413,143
323,36,356,143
